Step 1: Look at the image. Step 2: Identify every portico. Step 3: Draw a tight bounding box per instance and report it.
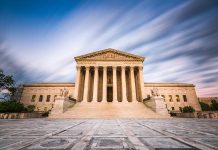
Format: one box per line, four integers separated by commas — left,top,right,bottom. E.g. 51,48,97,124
74,48,145,103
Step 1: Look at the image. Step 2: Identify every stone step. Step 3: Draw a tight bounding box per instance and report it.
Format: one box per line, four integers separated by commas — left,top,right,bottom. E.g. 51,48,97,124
49,102,170,118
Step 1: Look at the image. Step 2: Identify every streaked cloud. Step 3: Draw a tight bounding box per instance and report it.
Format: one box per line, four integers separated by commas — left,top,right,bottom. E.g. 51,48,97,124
0,0,217,96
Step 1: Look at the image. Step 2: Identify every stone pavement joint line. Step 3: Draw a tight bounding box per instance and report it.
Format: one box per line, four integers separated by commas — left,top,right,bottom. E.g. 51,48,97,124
0,119,218,150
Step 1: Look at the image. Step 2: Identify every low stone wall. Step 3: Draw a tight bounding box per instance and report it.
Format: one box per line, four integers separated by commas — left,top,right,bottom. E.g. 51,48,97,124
0,112,44,119
196,111,218,118
173,111,218,118
175,113,196,118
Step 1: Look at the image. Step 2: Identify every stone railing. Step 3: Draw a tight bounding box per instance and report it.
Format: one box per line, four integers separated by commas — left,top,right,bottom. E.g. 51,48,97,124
143,96,169,116
0,112,44,119
49,96,76,117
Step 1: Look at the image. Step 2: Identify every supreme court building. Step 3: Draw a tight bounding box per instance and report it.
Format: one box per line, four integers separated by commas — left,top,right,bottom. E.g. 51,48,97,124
20,48,201,118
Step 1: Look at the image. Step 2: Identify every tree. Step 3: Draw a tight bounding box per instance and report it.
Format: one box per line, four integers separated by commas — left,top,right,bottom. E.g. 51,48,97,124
0,100,25,112
26,105,35,112
0,69,16,100
182,106,195,113
211,100,218,111
199,102,211,111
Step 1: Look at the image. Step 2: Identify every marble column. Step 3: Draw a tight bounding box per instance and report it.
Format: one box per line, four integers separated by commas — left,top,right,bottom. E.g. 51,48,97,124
83,66,90,102
121,66,127,101
92,66,99,102
138,66,144,101
74,66,81,100
102,66,107,102
130,66,137,101
112,66,117,102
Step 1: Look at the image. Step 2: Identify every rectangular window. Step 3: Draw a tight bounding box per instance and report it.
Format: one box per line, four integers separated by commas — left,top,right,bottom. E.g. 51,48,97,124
183,95,187,102
39,95,43,102
169,95,173,102
31,95,36,102
171,107,175,110
176,95,180,102
54,95,57,102
46,95,51,102
161,95,165,101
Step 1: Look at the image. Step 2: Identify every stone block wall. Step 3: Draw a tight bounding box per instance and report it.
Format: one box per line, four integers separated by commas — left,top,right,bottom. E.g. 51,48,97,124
20,83,75,112
144,83,201,111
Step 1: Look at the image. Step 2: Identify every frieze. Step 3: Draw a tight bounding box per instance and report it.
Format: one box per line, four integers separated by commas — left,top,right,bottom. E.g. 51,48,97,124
75,48,145,62
84,52,136,60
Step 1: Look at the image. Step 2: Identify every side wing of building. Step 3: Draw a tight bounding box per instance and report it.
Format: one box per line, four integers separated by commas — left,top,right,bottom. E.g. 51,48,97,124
20,83,75,111
20,82,201,112
144,83,201,111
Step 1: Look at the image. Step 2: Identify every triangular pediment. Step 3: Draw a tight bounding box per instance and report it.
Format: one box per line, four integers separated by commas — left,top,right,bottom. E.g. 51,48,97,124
75,48,144,61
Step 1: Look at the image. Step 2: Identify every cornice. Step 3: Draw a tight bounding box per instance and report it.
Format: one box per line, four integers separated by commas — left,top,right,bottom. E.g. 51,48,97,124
23,82,75,87
144,82,195,87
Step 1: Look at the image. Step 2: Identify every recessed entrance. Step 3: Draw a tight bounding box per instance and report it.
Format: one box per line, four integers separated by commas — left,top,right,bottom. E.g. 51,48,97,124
107,87,113,102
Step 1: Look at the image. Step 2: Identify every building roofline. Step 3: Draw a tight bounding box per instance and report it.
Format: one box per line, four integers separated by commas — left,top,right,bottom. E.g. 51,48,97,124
22,82,195,88
23,82,75,87
144,82,195,87
74,48,145,62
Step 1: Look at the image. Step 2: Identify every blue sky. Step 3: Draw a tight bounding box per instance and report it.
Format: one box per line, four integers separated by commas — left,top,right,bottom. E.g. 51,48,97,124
0,0,218,96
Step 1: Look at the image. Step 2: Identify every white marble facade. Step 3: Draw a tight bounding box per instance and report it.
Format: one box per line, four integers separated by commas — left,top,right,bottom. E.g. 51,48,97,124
20,48,201,112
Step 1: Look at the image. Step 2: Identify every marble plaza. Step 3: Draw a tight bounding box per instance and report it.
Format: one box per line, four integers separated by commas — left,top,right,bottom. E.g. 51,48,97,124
0,119,218,150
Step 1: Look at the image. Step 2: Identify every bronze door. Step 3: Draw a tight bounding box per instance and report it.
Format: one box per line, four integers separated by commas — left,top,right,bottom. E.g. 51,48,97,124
107,87,113,102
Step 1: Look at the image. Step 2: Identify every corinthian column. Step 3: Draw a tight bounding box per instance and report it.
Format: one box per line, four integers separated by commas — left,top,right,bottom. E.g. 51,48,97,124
102,66,107,102
121,66,127,102
130,66,137,102
138,66,144,101
74,66,81,100
112,66,117,102
92,66,99,102
83,66,90,102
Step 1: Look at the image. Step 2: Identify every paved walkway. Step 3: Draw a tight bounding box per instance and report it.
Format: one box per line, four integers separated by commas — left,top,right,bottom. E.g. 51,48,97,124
0,119,218,150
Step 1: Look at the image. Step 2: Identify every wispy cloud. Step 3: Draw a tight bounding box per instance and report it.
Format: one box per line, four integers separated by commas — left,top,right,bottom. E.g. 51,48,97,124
0,0,217,96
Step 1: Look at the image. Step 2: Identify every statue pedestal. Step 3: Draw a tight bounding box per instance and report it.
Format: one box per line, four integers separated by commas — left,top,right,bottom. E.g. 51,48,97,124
144,96,169,116
50,96,74,117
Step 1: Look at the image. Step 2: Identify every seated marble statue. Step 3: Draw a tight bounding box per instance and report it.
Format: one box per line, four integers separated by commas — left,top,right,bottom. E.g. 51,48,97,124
151,88,159,97
59,88,69,97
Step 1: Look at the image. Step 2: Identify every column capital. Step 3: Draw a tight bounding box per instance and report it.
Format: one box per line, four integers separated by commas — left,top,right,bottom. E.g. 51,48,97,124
138,66,143,70
94,66,99,69
85,66,90,69
130,66,135,70
103,66,107,69
112,66,117,69
76,66,81,70
121,66,126,69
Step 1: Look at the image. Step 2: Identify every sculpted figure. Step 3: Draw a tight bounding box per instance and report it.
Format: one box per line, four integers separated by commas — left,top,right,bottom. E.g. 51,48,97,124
151,88,159,96
59,88,69,97
59,89,63,96
63,88,69,97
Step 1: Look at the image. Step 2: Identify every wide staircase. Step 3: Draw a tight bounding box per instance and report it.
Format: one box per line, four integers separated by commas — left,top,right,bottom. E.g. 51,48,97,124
50,101,170,118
